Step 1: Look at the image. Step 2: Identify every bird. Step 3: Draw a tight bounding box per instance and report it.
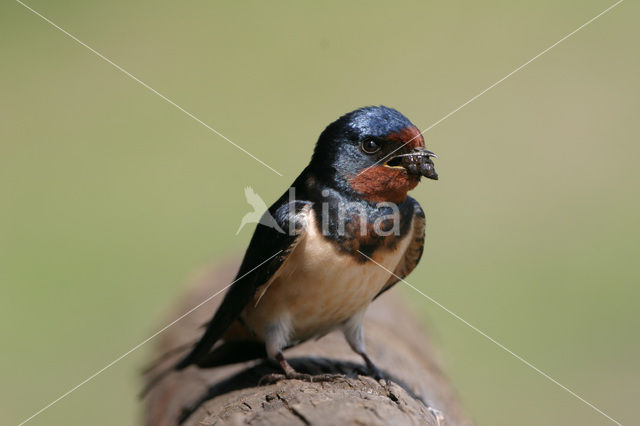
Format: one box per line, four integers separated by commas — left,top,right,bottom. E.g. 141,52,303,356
166,105,438,385
236,186,285,235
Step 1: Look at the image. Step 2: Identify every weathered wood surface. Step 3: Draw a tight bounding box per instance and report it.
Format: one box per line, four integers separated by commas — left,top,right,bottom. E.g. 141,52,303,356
143,260,470,426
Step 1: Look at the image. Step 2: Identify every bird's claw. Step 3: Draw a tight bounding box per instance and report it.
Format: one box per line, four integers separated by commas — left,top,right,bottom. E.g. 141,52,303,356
258,373,287,386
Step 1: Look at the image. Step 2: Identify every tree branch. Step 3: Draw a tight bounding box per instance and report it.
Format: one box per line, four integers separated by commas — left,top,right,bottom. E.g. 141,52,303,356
143,260,470,426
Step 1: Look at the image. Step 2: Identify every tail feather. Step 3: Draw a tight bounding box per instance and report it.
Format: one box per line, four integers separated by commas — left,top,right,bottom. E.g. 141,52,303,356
139,366,173,399
140,342,192,375
191,340,266,368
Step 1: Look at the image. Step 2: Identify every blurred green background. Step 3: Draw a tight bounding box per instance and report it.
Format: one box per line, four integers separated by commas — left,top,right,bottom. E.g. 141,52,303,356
1,1,638,425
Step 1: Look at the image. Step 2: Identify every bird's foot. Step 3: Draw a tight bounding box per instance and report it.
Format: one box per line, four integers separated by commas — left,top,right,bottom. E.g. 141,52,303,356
369,365,386,383
354,362,393,392
357,353,390,387
374,373,394,395
366,367,391,390
258,373,286,385
261,352,348,385
259,372,346,386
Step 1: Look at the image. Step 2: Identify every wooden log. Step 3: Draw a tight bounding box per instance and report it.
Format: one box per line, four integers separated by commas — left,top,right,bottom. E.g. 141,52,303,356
143,259,470,426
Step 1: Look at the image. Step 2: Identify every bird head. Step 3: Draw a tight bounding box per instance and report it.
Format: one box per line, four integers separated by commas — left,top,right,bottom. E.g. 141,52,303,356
310,106,438,203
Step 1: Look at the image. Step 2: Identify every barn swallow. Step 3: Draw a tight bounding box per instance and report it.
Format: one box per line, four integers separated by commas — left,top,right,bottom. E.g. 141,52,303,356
173,106,437,382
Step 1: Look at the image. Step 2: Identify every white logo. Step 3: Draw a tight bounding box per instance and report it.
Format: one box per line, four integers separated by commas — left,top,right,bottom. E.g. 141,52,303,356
236,187,285,235
236,186,401,237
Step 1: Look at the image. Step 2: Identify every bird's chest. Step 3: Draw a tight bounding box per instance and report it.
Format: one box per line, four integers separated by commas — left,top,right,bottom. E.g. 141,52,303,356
243,211,413,340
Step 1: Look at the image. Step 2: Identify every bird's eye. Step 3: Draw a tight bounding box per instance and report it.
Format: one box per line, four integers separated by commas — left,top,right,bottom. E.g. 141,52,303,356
361,139,381,154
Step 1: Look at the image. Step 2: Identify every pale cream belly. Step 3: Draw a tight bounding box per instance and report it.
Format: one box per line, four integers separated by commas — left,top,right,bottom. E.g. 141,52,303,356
242,211,413,342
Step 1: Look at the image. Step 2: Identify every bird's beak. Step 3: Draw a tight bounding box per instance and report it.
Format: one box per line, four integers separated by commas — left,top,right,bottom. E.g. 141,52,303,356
384,147,438,180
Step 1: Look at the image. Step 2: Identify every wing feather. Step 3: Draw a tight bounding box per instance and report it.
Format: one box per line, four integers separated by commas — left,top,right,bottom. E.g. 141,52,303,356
375,198,426,299
175,199,310,369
